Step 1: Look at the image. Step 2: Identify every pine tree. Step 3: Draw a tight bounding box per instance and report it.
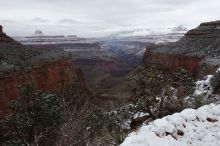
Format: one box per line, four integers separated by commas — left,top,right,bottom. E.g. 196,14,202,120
174,67,195,95
128,66,166,119
0,82,63,146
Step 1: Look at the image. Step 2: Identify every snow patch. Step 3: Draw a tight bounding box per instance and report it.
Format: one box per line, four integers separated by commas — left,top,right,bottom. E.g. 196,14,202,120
194,75,214,96
216,67,220,73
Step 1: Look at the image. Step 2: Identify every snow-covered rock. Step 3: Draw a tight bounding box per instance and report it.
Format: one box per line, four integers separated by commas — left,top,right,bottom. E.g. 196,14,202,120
109,29,153,37
194,67,220,98
33,30,45,37
120,104,220,146
195,75,214,96
171,25,188,34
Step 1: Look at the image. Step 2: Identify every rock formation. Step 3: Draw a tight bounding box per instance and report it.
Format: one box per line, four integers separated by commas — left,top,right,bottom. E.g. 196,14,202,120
0,26,15,43
143,20,220,77
0,25,2,33
143,48,202,76
0,25,86,116
171,25,188,34
34,30,44,36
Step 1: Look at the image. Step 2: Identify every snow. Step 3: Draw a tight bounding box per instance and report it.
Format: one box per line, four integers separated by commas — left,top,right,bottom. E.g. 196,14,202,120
194,75,214,96
116,29,153,37
133,112,149,119
109,26,188,38
171,25,188,34
120,104,220,146
216,67,220,73
195,67,220,96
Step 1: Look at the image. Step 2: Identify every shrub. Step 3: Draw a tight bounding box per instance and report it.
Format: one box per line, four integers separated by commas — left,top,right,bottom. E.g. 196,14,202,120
128,66,193,120
173,67,195,95
0,82,63,146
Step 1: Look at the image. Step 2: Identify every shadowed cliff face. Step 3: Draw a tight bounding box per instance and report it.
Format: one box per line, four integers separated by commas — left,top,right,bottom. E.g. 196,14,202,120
0,26,86,115
0,25,17,43
143,20,220,76
0,25,2,33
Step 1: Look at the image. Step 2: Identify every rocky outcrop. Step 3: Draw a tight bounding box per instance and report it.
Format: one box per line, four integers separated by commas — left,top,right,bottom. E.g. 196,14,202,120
0,58,74,114
0,58,73,96
0,25,2,33
0,26,86,116
0,25,16,43
143,48,202,75
143,20,220,76
171,25,188,33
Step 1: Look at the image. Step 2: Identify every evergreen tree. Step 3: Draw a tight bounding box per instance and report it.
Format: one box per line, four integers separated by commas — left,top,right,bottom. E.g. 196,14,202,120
127,66,167,119
173,67,195,95
0,82,63,146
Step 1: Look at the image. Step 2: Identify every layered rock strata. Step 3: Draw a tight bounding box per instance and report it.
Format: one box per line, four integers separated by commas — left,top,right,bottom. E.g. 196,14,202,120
0,26,86,115
143,21,220,76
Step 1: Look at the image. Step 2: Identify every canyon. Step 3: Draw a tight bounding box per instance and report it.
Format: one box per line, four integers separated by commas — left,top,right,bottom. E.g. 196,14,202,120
14,26,187,101
0,26,86,115
1,20,220,145
9,21,219,105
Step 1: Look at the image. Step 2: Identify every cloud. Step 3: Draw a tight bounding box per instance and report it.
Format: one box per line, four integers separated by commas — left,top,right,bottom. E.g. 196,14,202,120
0,0,220,37
32,17,48,23
58,19,80,24
0,19,16,23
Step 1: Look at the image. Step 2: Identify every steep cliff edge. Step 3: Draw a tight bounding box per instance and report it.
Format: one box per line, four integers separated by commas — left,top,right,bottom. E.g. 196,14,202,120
143,20,220,76
0,25,15,43
143,48,202,75
0,25,86,115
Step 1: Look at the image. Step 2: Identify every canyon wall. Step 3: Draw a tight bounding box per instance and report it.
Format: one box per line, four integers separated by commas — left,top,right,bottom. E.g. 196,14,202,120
0,59,87,116
143,48,202,75
143,20,220,77
0,58,78,114
0,25,86,116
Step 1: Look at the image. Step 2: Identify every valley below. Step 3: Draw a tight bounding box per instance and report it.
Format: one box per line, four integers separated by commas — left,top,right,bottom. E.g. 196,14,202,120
14,26,187,106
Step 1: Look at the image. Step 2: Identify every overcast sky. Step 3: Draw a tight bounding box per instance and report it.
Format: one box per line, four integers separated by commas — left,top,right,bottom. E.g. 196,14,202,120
0,0,220,37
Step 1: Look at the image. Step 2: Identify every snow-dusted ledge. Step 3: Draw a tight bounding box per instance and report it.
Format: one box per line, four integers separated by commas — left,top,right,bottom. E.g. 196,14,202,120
120,104,220,146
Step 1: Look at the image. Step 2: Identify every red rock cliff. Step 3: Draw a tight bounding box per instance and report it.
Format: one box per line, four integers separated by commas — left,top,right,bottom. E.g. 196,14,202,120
0,57,87,115
0,26,86,116
143,48,202,75
143,20,220,76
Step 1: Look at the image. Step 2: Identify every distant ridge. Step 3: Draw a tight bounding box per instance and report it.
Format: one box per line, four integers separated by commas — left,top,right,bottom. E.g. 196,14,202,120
143,20,220,77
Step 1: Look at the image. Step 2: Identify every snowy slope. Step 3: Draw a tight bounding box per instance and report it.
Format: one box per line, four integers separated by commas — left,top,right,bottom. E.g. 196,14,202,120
120,104,220,146
110,29,153,37
110,26,188,38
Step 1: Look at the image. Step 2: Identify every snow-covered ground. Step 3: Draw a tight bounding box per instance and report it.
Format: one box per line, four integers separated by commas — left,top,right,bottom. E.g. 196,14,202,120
120,103,220,146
